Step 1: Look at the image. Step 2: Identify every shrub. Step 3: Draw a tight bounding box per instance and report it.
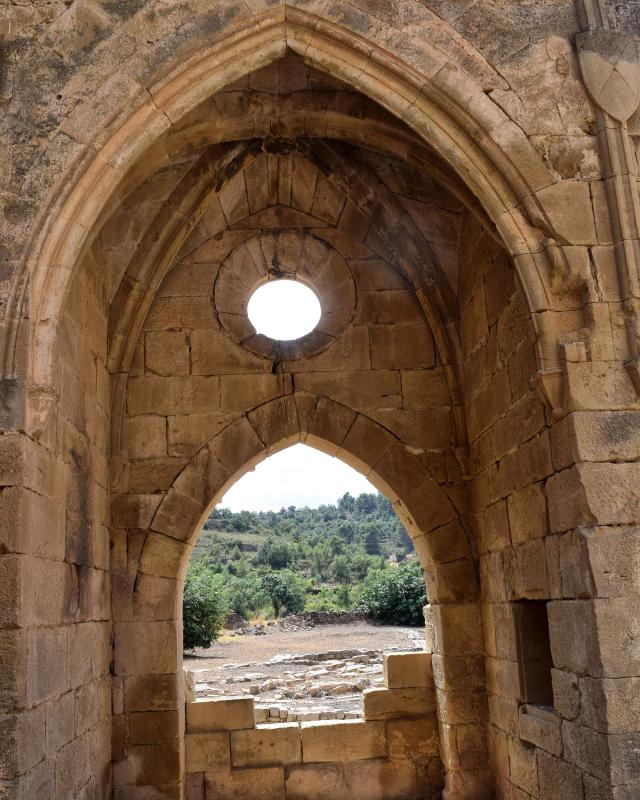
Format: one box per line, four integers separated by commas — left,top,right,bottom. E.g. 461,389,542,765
356,559,426,626
183,562,228,650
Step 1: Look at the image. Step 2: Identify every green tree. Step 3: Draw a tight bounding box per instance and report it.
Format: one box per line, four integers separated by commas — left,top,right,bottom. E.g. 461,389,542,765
261,571,305,617
257,537,293,569
356,560,426,626
338,492,355,512
183,562,228,650
355,493,377,514
332,555,351,585
361,522,382,555
351,551,373,580
311,542,332,579
228,573,267,619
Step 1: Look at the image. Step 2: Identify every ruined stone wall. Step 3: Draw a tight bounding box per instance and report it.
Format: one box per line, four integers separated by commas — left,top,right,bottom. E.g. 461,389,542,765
1,2,639,800
185,652,442,800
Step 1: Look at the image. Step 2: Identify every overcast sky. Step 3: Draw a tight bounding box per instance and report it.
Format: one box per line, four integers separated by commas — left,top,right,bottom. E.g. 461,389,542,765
219,443,377,511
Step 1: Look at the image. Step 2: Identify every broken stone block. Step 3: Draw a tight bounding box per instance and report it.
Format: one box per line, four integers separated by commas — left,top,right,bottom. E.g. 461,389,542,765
363,687,436,720
186,697,255,733
383,652,432,689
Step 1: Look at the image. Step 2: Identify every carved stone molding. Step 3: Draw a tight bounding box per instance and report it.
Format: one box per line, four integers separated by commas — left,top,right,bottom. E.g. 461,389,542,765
27,384,58,441
533,367,566,420
576,32,640,122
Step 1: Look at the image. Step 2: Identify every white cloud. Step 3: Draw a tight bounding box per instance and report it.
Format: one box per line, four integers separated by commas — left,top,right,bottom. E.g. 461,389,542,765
219,443,377,511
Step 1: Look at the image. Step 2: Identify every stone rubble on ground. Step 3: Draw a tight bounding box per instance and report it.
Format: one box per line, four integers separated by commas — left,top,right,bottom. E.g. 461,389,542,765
189,637,426,720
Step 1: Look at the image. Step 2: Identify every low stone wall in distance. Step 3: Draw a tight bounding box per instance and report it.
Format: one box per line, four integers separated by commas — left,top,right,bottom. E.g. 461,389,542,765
185,652,444,800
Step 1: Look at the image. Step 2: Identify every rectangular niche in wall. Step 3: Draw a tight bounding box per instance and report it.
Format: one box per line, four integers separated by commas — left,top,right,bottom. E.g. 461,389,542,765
513,600,554,707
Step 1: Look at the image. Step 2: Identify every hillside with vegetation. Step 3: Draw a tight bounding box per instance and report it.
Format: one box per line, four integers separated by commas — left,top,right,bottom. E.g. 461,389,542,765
184,492,426,647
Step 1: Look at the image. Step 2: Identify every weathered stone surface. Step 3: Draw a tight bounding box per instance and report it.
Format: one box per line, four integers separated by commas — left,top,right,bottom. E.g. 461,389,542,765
301,719,386,762
284,763,348,800
204,766,285,800
384,652,432,689
186,697,256,733
363,686,436,720
231,722,301,767
185,731,230,771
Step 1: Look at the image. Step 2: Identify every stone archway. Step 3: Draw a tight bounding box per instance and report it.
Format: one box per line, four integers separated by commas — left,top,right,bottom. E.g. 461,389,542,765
13,5,586,422
111,392,488,798
4,5,640,800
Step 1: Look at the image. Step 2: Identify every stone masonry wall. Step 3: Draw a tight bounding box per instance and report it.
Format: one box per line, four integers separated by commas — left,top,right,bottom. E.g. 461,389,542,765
1,2,639,799
0,239,112,798
184,652,442,800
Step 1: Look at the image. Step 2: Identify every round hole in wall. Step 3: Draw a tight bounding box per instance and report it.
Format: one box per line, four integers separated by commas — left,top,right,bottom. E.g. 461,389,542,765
247,279,321,341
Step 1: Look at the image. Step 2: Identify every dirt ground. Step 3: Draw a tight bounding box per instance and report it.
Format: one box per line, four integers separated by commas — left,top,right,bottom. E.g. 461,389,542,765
184,622,425,718
184,622,423,670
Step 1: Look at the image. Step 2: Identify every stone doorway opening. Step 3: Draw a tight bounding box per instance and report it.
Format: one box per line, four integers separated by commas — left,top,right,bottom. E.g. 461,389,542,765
183,441,426,717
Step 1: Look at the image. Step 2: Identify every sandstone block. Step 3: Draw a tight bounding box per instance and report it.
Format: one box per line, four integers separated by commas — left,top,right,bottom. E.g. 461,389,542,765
45,691,74,758
219,374,285,412
387,717,439,761
507,482,547,544
518,705,562,756
549,598,640,677
537,750,583,800
431,654,486,693
124,673,180,712
301,719,386,762
0,434,56,496
305,397,357,456
113,622,177,676
150,489,206,541
0,486,64,559
535,180,596,245
121,416,167,459
363,686,435,720
204,766,285,800
231,722,301,767
384,652,433,689
0,704,46,778
186,772,205,800
578,676,640,734
586,526,640,599
435,687,488,725
127,376,220,416
547,463,640,534
185,732,230,771
343,758,424,800
507,735,538,796
129,709,181,745
370,323,435,369
551,669,580,720
26,625,71,705
284,763,347,800
112,742,181,786
167,412,238,457
186,697,255,733
431,603,484,656
191,329,270,375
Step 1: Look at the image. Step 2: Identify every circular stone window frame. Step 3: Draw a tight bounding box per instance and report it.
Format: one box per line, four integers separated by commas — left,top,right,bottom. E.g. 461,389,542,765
213,231,357,361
